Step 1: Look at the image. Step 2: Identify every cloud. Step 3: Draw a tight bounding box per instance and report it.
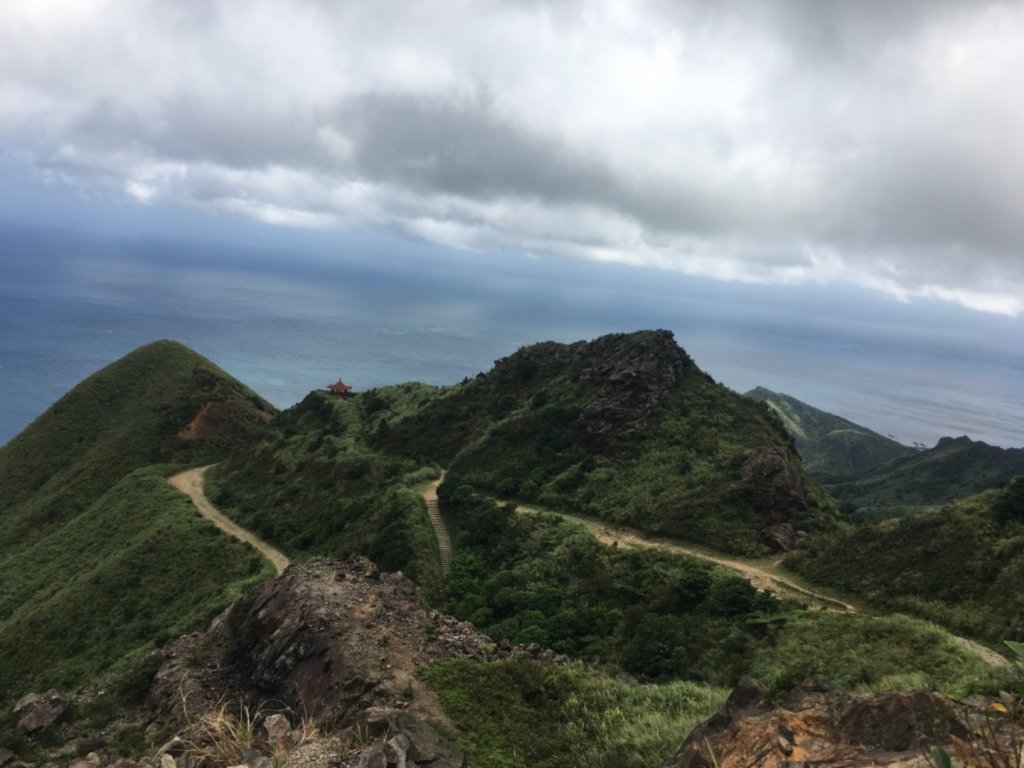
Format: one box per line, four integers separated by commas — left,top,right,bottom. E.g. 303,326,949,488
2,0,1024,314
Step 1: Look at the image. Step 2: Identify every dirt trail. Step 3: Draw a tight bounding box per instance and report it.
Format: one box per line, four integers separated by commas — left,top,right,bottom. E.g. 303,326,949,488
511,503,1010,667
421,472,452,576
515,504,857,611
169,466,290,576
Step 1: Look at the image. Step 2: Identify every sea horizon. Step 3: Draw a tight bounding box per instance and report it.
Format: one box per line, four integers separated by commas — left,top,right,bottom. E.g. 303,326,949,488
2,221,1022,450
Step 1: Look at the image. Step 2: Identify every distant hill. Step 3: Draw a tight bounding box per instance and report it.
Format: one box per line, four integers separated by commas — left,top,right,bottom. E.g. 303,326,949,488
825,435,1024,521
0,340,276,702
0,339,274,554
745,387,917,480
375,331,836,554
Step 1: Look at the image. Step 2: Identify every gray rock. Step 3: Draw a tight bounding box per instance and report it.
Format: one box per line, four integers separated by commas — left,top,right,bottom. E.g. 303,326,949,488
385,733,409,768
0,749,14,767
68,753,101,768
262,713,293,753
363,709,464,768
13,691,69,733
355,743,387,768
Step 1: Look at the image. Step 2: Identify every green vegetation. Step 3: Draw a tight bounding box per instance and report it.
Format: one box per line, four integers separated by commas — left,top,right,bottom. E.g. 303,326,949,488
377,331,836,555
0,339,274,555
0,334,1011,758
423,657,728,768
207,385,446,595
824,436,1024,522
747,612,995,694
438,489,996,694
0,340,278,706
441,489,778,683
0,467,271,703
786,482,1024,643
745,387,917,480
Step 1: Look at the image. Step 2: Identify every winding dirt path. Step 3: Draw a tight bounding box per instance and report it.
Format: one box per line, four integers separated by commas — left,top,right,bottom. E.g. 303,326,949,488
169,466,290,576
510,503,1009,667
514,503,857,611
421,472,452,576
407,475,1007,668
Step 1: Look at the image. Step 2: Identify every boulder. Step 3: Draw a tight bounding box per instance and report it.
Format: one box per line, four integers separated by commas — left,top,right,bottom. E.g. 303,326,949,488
13,690,69,733
363,709,463,768
668,678,973,768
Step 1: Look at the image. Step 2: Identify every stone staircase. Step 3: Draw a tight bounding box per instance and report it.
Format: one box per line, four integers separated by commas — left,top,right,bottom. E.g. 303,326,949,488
425,497,453,575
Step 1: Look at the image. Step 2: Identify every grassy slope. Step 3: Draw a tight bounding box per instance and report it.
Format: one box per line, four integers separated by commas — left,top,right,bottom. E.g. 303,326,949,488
206,384,445,595
745,387,917,480
0,467,271,702
0,339,274,555
0,340,278,704
785,482,1024,642
378,331,836,555
824,436,1024,521
423,658,728,768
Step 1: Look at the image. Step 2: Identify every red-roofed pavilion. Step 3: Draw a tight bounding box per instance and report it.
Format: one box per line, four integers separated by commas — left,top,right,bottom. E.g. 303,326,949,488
326,379,353,398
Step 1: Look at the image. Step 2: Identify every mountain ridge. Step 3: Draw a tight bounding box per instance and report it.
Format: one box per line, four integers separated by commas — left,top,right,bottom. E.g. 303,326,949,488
744,386,917,480
2,335,1021,768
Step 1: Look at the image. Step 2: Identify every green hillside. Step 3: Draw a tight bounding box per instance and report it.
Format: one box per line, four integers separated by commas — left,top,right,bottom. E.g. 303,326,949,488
205,383,446,595
785,478,1024,642
0,467,271,703
745,387,917,480
377,331,836,554
0,339,275,555
0,340,278,704
824,435,1024,521
0,336,1008,764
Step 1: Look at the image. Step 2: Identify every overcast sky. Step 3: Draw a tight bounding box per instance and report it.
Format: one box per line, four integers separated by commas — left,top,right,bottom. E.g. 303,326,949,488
2,0,1024,317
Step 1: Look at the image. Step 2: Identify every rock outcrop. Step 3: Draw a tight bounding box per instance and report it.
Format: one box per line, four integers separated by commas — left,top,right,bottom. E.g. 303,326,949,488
143,556,571,768
668,677,978,768
741,447,810,551
150,557,511,735
574,330,688,455
13,690,70,733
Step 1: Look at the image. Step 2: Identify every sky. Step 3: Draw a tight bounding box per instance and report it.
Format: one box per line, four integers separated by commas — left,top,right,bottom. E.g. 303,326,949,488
1,1,1022,446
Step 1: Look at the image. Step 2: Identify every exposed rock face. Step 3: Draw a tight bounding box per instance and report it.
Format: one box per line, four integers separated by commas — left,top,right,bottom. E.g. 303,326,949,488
13,690,69,733
741,447,810,550
574,330,689,454
668,677,973,768
146,556,568,767
150,557,508,733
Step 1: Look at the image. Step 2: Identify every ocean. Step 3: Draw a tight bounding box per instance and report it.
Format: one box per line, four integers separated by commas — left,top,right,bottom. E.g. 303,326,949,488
2,222,1022,449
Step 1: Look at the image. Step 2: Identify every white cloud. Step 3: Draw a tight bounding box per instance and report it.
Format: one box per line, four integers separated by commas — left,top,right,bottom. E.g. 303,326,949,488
2,0,1024,315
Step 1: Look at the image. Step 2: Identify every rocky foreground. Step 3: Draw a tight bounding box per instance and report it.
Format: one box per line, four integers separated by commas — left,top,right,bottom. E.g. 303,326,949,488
3,557,566,768
670,676,1021,768
4,557,1022,768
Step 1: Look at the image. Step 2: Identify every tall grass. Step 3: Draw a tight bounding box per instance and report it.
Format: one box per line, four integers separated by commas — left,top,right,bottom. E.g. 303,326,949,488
423,657,727,768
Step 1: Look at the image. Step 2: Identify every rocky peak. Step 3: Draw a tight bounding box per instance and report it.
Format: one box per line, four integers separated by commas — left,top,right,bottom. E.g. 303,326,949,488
572,330,693,455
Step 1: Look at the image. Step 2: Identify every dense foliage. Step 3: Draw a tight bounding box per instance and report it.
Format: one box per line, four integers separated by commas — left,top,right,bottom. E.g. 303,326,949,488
824,436,1024,522
746,387,917,480
0,339,274,555
208,386,446,595
0,468,271,703
377,331,836,554
439,488,995,692
440,490,778,684
423,657,728,768
786,483,1024,643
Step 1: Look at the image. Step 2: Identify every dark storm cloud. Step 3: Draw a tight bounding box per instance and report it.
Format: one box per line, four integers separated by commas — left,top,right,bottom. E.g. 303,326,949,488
3,0,1024,313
